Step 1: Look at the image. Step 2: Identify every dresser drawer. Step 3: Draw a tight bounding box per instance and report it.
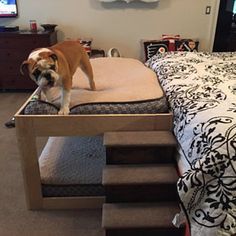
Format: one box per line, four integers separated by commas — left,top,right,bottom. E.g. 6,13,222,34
0,49,31,62
0,75,37,90
0,36,56,49
0,37,35,49
0,63,22,76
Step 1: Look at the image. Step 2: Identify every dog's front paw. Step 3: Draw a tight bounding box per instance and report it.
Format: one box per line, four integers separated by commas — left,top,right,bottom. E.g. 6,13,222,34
58,107,70,115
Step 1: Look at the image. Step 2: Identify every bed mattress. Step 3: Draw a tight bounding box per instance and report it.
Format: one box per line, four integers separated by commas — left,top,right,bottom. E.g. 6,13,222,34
146,51,236,236
23,57,168,115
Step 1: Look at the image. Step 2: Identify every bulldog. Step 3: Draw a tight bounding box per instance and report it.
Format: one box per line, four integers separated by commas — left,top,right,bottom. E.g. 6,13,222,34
20,40,96,115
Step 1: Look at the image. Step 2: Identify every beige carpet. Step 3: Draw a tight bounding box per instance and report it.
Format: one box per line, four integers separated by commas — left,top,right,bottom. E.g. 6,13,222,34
0,92,103,236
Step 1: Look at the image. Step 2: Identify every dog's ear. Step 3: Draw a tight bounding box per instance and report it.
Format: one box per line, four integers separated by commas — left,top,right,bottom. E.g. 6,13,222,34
20,59,36,75
20,60,30,75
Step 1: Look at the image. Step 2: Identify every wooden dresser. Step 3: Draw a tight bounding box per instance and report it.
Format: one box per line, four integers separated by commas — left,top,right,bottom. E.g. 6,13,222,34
0,31,57,90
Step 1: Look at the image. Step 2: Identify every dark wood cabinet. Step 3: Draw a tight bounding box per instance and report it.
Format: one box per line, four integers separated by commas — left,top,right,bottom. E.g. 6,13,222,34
0,31,57,90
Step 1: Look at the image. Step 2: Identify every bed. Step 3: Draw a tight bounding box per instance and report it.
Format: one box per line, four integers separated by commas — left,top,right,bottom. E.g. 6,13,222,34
15,57,173,210
145,51,236,236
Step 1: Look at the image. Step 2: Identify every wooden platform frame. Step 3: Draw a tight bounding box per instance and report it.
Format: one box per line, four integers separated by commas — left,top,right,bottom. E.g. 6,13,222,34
14,92,173,210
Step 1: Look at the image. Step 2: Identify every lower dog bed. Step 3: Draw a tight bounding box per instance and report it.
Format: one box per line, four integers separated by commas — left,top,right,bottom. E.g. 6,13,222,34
39,136,106,197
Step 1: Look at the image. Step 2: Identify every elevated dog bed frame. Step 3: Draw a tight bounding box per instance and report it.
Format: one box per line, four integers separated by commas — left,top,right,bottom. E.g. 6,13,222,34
15,58,173,210
15,104,172,209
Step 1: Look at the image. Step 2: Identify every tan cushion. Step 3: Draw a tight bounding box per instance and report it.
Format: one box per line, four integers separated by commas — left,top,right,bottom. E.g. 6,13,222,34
45,57,164,108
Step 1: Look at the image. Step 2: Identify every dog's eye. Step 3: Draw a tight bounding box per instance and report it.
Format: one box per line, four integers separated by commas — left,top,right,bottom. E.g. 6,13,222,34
50,64,56,70
32,68,41,79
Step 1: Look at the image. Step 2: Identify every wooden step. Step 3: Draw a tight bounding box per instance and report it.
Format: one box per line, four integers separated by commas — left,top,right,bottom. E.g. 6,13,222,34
102,164,179,203
104,131,177,164
102,202,185,236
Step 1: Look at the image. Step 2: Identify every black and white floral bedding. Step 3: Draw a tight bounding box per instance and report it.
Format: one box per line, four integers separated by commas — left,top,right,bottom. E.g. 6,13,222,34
146,52,236,236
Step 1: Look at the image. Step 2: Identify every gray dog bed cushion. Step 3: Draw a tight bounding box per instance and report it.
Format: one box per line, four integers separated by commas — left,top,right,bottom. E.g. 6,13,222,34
39,136,106,197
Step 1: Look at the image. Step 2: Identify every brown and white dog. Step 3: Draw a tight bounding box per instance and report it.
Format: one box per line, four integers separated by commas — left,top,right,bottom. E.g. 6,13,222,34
20,40,96,115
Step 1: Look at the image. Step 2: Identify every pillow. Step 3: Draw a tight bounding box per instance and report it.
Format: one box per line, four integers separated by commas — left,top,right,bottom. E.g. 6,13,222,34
142,38,199,61
176,39,199,52
142,40,169,61
161,34,180,51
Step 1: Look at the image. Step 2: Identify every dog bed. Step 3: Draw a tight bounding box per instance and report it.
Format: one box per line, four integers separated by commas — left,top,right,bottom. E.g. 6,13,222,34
15,57,172,209
23,57,168,115
40,136,105,197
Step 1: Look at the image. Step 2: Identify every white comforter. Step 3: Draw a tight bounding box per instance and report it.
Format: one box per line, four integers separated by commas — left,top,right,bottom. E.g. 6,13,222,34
146,52,236,236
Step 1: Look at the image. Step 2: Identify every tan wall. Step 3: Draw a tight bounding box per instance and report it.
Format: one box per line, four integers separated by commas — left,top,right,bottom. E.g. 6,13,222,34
1,0,219,59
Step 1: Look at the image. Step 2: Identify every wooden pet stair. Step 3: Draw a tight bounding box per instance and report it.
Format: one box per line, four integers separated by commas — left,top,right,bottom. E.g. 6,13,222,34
102,131,185,236
104,131,177,164
102,202,182,236
102,164,179,203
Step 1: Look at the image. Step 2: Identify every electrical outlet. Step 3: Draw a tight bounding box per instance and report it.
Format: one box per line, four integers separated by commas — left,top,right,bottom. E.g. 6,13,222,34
205,6,211,15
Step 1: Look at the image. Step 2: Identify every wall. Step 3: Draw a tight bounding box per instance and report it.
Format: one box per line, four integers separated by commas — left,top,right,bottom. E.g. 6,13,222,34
0,0,219,59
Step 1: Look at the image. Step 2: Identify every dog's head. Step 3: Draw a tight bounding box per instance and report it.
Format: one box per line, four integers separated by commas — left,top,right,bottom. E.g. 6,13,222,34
20,48,59,88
